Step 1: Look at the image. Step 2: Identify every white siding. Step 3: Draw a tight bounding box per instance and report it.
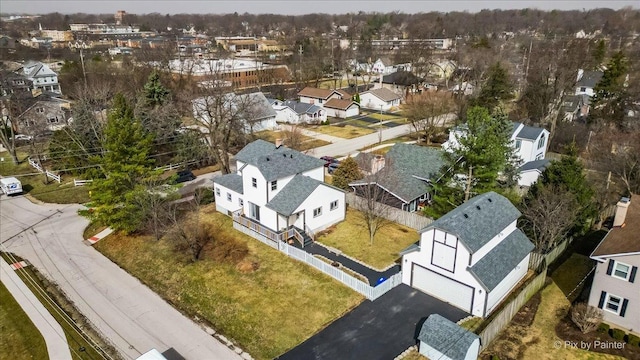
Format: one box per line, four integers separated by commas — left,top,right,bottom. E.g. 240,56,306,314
294,185,345,233
419,339,480,360
242,165,268,206
301,167,324,182
213,184,242,214
412,264,474,312
274,106,299,123
486,255,530,314
518,169,542,187
360,93,395,111
267,174,294,202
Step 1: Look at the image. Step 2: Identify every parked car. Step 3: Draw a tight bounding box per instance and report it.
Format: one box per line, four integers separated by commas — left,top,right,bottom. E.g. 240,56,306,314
328,162,340,174
320,156,335,167
14,134,33,141
175,170,196,183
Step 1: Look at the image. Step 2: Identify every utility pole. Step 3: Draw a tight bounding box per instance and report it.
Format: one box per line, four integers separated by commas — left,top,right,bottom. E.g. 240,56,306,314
464,166,473,202
79,47,87,87
298,45,303,81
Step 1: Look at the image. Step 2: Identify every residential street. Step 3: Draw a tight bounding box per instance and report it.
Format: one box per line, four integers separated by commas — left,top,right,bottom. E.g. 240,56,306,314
0,195,241,360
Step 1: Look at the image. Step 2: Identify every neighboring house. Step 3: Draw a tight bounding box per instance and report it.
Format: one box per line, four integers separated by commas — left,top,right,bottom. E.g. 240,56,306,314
272,100,326,124
213,139,346,246
575,69,603,97
588,196,639,335
418,314,480,360
350,143,445,212
0,70,33,96
401,192,535,317
451,81,475,96
21,61,61,94
561,94,590,122
297,87,346,106
428,60,457,82
373,71,424,100
517,159,551,187
323,98,360,118
359,88,402,111
17,93,71,132
192,91,277,133
354,57,412,75
443,121,550,186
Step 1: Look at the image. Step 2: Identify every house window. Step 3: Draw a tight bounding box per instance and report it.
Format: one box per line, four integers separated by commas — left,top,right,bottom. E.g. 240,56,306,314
535,153,544,160
580,87,586,92
318,99,323,104
537,134,545,150
215,187,220,196
313,207,322,218
48,117,58,123
239,198,243,206
252,177,257,188
249,202,260,221
36,107,44,113
605,294,622,314
330,200,338,211
271,180,277,191
515,139,522,150
613,262,630,280
227,193,232,201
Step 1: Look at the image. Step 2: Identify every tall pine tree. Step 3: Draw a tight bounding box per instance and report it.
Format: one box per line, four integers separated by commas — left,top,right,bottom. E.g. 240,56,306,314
90,94,158,233
590,51,629,127
474,62,514,111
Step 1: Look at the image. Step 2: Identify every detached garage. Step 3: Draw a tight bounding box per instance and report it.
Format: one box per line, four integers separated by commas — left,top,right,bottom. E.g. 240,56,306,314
411,264,474,313
324,98,360,118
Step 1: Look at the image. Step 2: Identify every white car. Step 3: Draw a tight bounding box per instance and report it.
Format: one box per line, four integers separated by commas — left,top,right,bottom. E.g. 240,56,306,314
15,134,33,141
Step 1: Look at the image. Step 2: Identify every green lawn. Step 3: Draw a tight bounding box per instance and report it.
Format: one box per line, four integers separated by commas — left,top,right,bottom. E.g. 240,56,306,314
255,130,330,151
316,209,418,269
310,124,375,139
550,253,596,302
367,113,404,122
0,151,90,204
1,253,109,360
94,209,363,360
0,282,49,360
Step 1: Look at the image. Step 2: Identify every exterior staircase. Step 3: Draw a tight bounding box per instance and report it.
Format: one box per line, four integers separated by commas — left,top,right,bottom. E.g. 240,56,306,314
293,227,314,248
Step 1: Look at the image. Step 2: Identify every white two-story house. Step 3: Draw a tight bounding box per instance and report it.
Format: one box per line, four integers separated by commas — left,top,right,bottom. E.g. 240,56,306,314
192,91,276,134
401,192,534,317
443,122,550,187
22,61,61,94
213,139,346,246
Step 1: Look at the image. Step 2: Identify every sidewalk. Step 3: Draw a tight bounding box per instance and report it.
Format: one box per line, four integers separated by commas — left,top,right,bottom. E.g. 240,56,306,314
1,259,72,360
86,227,113,245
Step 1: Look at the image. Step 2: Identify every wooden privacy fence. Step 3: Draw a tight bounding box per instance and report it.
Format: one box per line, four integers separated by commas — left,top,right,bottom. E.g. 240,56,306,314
345,193,433,230
232,217,402,300
477,271,547,349
528,237,572,271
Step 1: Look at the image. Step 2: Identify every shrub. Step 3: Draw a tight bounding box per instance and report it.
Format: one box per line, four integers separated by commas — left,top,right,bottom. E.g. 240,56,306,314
211,235,249,264
610,328,626,341
626,334,640,347
596,323,610,334
570,303,603,333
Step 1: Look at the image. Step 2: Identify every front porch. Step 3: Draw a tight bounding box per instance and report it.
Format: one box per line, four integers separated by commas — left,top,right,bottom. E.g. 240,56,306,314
232,211,313,248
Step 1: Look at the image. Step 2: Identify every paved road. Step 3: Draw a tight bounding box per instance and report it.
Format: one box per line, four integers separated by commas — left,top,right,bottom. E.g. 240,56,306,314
308,123,414,158
1,258,73,360
0,195,241,360
278,284,468,360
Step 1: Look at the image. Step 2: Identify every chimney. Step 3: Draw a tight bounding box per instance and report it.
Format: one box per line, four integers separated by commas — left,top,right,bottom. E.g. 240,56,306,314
613,197,631,227
275,138,283,149
371,155,385,174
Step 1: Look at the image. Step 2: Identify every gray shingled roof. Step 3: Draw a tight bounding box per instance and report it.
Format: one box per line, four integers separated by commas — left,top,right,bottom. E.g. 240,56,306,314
213,174,244,194
418,314,480,360
265,175,323,215
351,144,444,202
422,192,521,253
284,100,322,115
576,70,603,88
515,124,545,140
518,159,551,172
363,88,402,102
469,229,534,291
234,139,325,181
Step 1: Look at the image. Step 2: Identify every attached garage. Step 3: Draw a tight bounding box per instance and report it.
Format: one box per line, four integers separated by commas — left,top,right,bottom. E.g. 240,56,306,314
411,264,474,313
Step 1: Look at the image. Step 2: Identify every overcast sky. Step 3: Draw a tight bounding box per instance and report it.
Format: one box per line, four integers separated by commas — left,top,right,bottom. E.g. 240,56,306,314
2,1,638,15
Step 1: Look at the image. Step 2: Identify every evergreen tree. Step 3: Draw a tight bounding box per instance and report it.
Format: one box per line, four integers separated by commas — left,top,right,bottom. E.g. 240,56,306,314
332,157,363,190
590,51,629,127
592,39,606,68
143,71,170,107
90,94,158,233
352,92,361,104
428,107,516,217
474,62,514,111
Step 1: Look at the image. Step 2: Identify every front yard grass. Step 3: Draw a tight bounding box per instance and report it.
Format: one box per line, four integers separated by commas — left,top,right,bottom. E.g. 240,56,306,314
310,124,375,139
0,281,49,360
316,208,418,269
550,253,596,302
94,209,363,360
255,129,330,151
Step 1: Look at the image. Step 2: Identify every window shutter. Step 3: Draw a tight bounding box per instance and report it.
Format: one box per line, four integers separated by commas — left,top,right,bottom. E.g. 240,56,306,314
620,299,628,317
630,266,637,283
606,260,614,276
598,291,607,309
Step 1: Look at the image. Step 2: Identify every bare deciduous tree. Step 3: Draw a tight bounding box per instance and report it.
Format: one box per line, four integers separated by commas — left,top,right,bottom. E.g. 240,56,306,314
165,191,216,262
571,303,603,334
587,130,640,195
404,91,455,145
520,185,579,252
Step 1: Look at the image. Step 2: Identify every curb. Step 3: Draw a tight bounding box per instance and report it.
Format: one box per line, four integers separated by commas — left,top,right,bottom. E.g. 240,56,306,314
85,227,114,245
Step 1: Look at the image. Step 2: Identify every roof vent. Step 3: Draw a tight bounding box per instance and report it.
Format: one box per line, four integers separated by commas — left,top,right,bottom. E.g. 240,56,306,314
290,154,293,158
283,153,286,157
463,213,469,219
476,205,481,210
487,198,493,203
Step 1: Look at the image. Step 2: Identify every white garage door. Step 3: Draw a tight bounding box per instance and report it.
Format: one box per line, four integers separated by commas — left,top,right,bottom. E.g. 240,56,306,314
411,264,474,313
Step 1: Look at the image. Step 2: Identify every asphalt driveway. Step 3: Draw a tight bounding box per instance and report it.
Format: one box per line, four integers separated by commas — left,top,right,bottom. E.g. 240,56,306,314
278,284,468,360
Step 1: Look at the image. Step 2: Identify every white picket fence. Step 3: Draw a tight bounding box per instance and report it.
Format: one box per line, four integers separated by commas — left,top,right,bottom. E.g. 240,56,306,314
154,160,199,172
73,179,93,187
28,157,61,183
233,220,402,300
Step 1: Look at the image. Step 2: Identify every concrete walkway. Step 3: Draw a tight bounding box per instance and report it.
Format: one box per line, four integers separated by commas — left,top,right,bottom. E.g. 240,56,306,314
1,258,72,360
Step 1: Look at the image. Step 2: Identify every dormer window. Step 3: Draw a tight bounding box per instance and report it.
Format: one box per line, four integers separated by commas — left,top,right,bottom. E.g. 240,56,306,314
271,180,277,191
